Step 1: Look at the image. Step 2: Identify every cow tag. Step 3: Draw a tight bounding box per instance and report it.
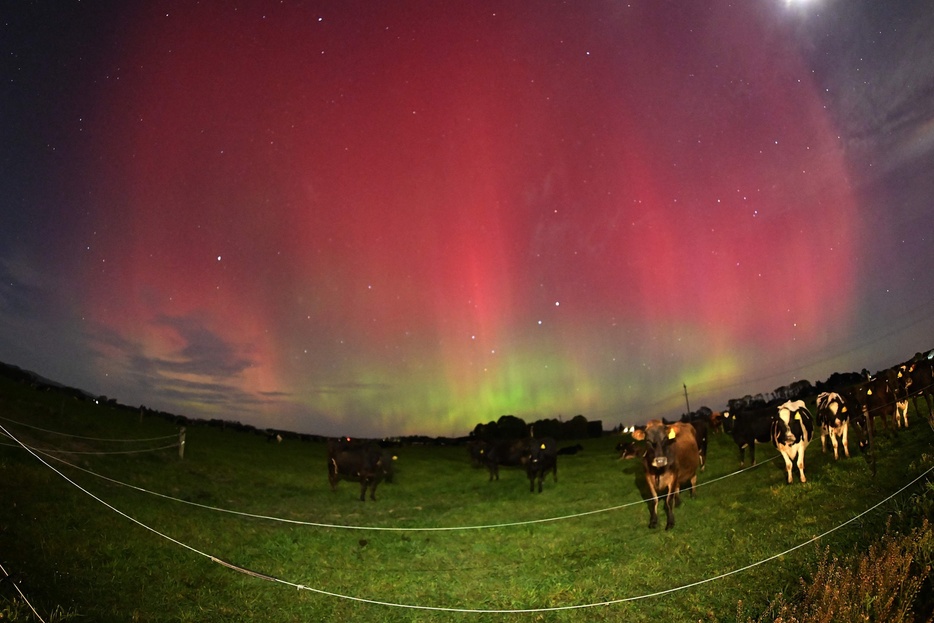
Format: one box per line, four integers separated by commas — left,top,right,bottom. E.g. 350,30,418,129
667,429,676,440
794,413,801,421
842,406,847,412
540,443,546,450
867,389,873,396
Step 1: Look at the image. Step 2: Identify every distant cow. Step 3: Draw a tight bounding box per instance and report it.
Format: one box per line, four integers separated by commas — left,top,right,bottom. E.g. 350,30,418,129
616,440,645,460
526,438,558,493
474,439,528,481
771,400,814,484
632,420,699,530
557,444,584,456
709,411,725,434
816,392,851,460
728,405,775,467
327,438,391,501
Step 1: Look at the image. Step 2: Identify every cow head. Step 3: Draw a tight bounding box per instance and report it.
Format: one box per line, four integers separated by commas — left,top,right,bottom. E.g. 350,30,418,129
631,421,676,469
773,401,808,446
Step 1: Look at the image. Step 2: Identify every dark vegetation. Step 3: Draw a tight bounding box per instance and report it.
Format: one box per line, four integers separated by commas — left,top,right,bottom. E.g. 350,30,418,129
0,355,932,621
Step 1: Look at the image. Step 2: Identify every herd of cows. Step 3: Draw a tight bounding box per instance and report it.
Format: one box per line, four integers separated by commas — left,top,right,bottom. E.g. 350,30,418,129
325,353,934,531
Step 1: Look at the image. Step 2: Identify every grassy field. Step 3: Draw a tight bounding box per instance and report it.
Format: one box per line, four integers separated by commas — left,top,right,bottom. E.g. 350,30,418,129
1,376,932,622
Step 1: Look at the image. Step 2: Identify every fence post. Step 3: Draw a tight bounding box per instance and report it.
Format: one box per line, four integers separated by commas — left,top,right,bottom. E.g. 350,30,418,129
178,426,186,460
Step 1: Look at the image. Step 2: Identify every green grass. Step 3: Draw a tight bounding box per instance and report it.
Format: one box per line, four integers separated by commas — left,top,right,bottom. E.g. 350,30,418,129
1,377,932,622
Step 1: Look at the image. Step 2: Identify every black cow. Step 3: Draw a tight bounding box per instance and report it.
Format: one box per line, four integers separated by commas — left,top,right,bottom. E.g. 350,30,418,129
688,418,709,471
771,400,814,484
728,405,775,467
835,385,872,455
816,392,851,460
474,439,528,481
327,438,391,501
526,438,558,493
616,440,645,460
905,357,934,426
632,420,699,530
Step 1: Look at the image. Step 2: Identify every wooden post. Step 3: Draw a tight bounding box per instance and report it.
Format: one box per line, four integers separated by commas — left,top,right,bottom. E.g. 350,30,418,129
178,426,186,460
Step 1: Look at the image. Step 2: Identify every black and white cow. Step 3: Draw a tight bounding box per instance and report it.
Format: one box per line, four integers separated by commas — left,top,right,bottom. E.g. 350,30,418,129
884,365,913,428
771,400,814,484
816,392,851,460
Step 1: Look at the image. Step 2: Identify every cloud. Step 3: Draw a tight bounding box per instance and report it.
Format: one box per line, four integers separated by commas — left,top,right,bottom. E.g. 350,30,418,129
150,314,256,378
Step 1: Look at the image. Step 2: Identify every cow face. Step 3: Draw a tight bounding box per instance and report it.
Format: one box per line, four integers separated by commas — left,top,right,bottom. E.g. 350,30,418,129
773,406,797,445
632,422,676,468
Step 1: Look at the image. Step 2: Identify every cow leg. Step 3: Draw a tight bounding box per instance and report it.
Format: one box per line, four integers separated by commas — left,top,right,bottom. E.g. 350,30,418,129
370,480,379,501
820,426,829,454
358,478,368,502
780,451,793,484
537,475,543,493
688,473,697,498
749,443,756,466
840,423,850,458
796,450,806,483
664,488,677,530
829,429,840,460
646,482,659,529
328,459,340,491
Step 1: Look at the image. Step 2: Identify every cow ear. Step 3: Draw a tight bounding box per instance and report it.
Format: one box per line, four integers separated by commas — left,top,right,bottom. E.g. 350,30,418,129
631,429,645,441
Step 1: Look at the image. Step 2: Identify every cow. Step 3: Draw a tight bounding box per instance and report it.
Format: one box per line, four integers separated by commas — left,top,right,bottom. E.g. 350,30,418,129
904,357,934,426
835,385,872,455
709,411,725,434
771,400,814,484
884,365,913,428
473,438,528,481
816,392,852,460
526,438,558,493
728,405,775,467
326,438,391,501
854,373,898,435
616,440,645,460
631,420,699,530
688,417,709,471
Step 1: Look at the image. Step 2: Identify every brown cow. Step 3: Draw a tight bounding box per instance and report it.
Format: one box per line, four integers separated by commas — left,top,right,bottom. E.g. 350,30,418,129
631,420,700,530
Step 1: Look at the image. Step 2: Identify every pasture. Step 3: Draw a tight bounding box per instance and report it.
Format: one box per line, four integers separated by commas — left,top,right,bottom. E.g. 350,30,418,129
1,376,932,622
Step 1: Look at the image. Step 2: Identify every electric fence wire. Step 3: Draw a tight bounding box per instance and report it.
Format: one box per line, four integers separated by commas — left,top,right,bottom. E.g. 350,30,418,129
0,561,46,623
4,422,932,614
0,415,178,442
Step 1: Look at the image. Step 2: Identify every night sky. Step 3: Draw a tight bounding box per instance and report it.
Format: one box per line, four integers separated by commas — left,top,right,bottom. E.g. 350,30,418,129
3,1,933,438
